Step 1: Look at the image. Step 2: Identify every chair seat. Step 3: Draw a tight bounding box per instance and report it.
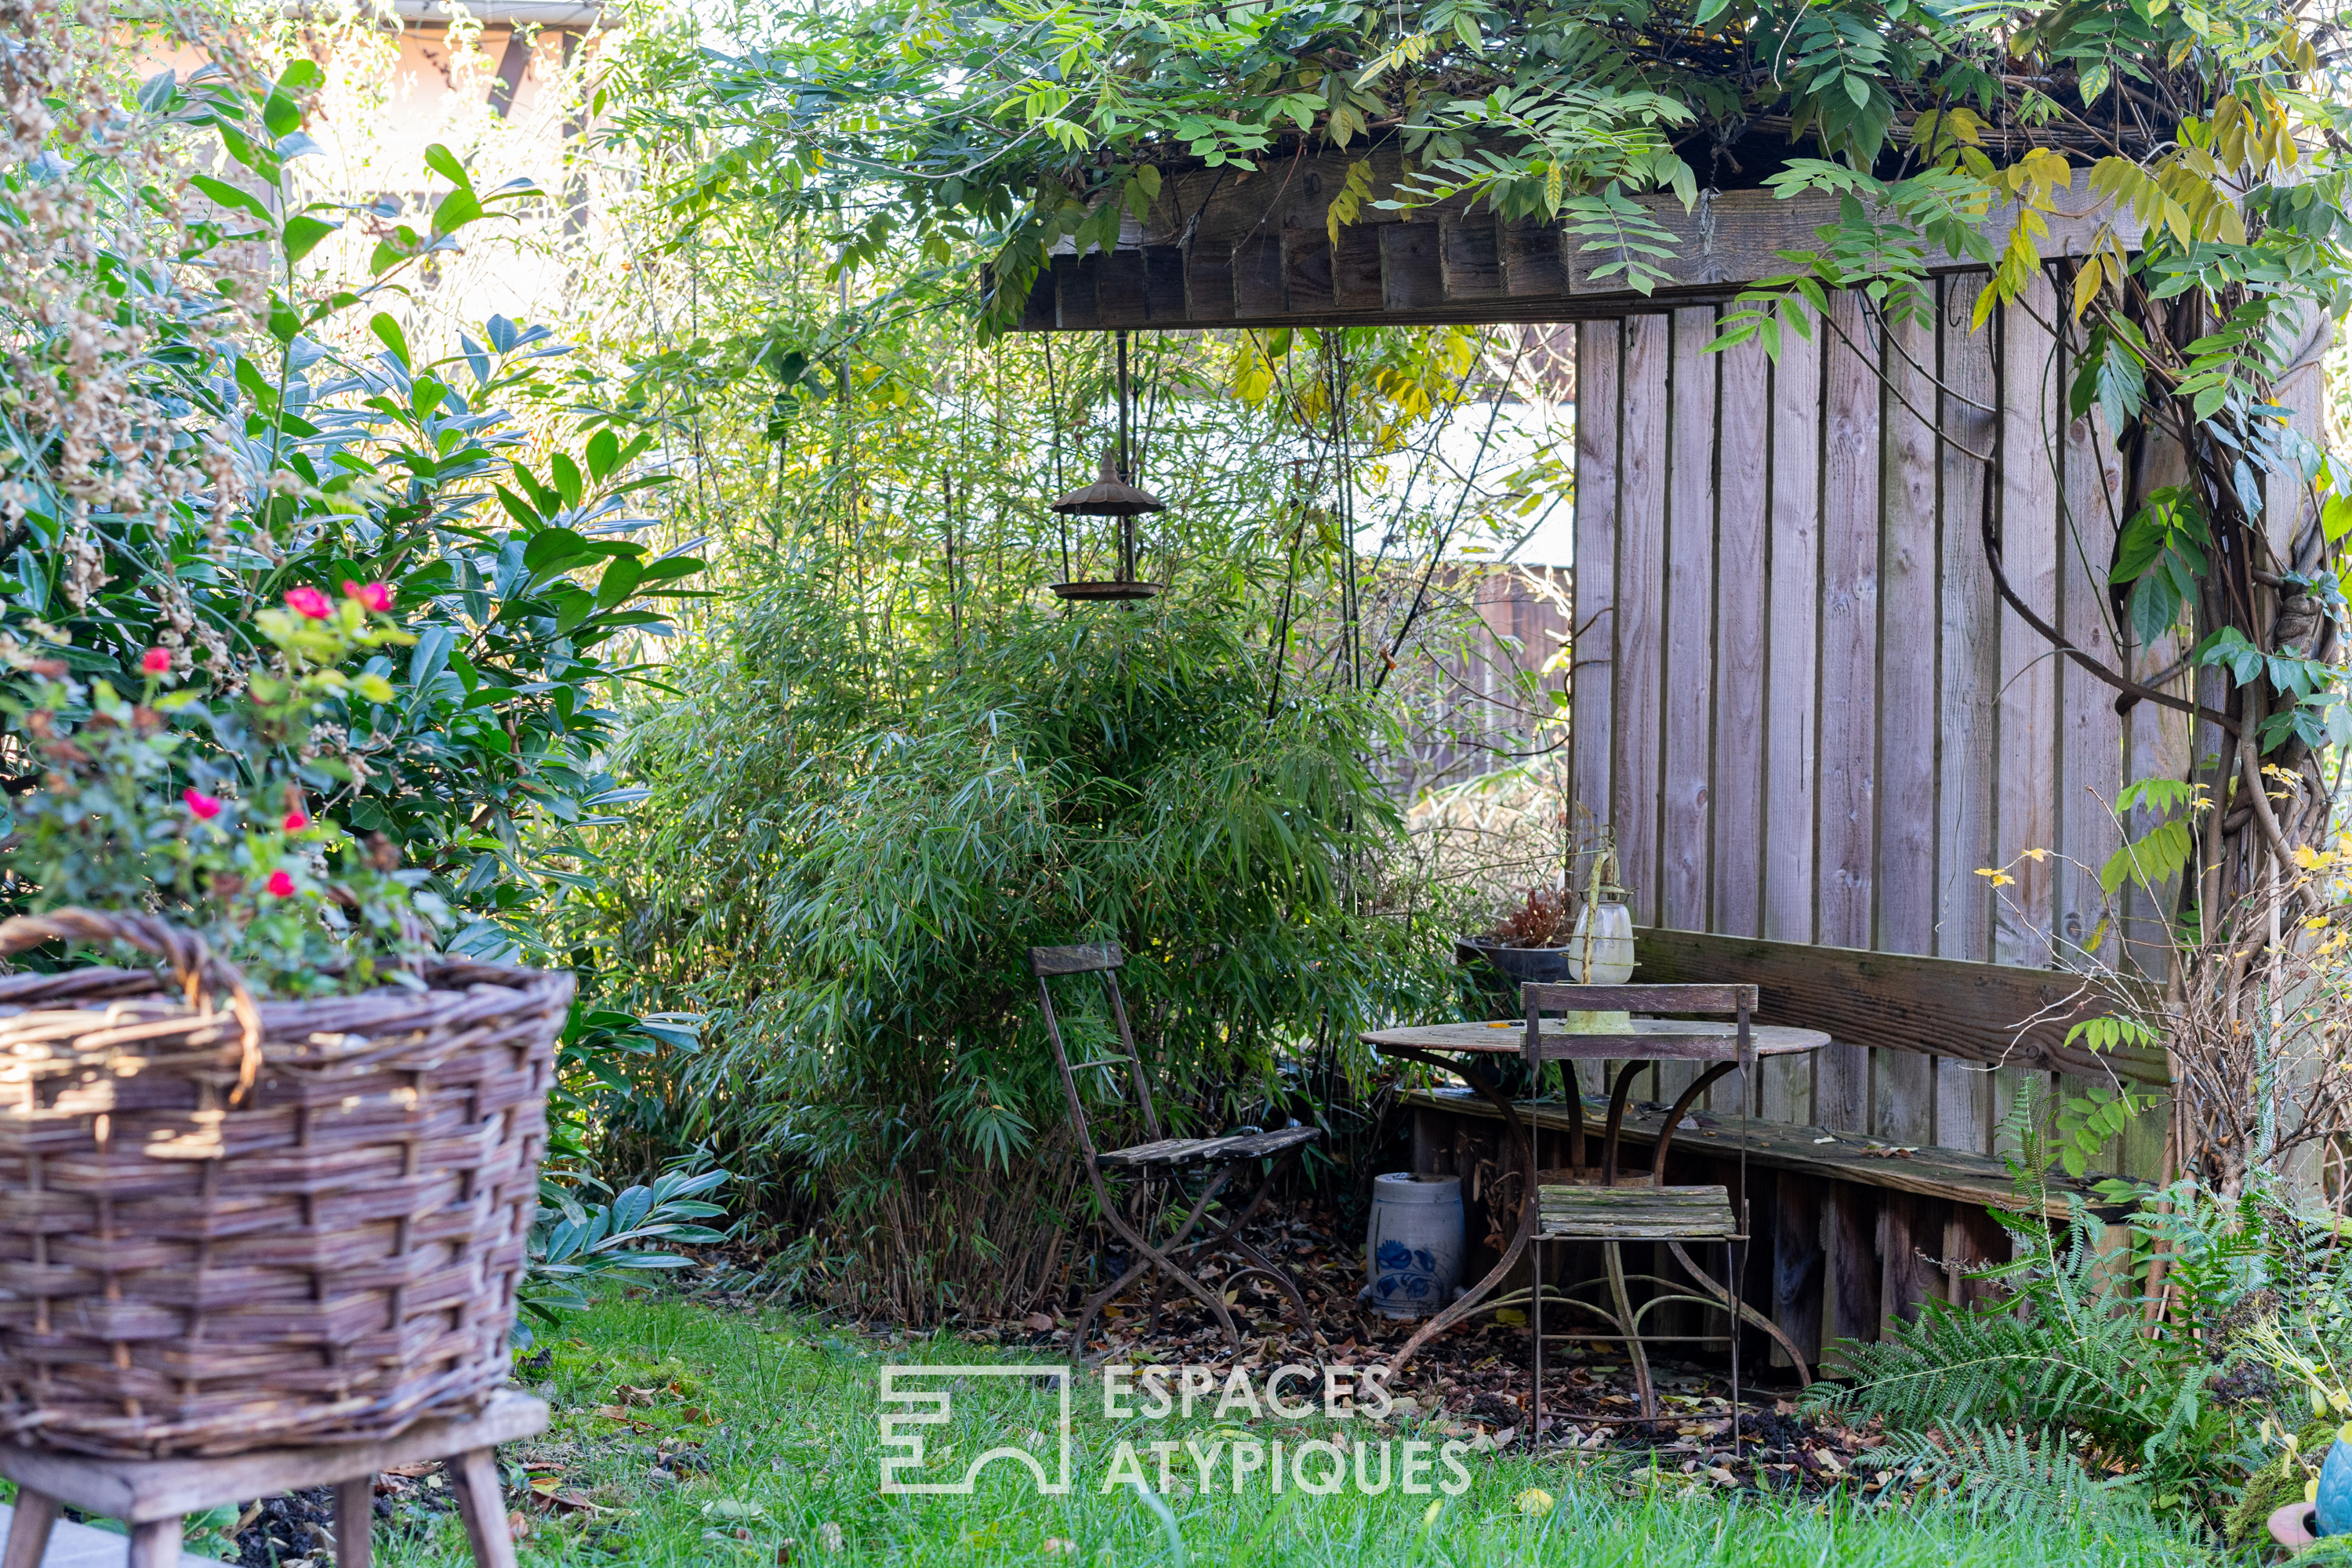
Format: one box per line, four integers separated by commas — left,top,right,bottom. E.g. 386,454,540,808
1534,1182,1740,1240
1098,1125,1319,1168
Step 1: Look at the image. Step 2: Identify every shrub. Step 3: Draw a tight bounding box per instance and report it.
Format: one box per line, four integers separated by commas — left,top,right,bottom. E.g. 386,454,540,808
590,564,1465,1319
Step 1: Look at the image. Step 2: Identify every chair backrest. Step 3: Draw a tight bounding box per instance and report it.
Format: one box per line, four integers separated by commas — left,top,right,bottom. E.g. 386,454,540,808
1521,982,1759,1071
1519,982,1758,1016
1028,942,1160,1156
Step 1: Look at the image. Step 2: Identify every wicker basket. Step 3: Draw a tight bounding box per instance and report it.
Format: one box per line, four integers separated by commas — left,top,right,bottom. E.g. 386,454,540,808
0,909,568,1458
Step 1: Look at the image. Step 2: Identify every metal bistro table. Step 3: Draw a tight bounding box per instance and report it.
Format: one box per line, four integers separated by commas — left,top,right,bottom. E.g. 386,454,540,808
1364,1008,1831,1376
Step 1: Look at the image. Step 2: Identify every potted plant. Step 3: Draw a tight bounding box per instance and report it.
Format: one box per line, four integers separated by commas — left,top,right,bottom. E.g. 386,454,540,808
0,589,568,1459
1457,830,1638,992
1455,884,1579,985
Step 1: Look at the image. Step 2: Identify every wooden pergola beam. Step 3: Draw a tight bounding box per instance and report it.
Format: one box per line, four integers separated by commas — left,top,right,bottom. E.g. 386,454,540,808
1004,144,2138,331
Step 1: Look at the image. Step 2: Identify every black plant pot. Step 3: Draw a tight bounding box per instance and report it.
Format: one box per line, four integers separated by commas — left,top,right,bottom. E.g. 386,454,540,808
1454,938,1577,987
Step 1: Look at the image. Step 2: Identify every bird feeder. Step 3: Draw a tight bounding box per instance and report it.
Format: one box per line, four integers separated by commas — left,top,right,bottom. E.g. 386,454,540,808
1048,329,1163,601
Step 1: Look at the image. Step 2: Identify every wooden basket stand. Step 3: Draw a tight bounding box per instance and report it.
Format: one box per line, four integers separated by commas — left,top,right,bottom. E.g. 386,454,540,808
0,909,567,1460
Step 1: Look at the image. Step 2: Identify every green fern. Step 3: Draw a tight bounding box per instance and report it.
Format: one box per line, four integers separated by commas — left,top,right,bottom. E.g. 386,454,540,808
1813,1195,2220,1513
1859,1421,2158,1528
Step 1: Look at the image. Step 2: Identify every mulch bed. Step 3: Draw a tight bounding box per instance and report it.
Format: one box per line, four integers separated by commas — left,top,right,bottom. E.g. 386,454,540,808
924,1202,1902,1500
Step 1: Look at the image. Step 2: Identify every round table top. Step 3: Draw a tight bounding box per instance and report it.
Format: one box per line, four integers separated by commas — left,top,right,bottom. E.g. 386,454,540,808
1362,1018,1832,1061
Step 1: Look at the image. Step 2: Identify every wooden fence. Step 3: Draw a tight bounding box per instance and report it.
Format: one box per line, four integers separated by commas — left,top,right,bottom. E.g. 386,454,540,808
1568,278,2192,1177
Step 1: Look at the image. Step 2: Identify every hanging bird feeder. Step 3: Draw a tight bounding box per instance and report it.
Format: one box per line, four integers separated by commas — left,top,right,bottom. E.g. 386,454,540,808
1049,329,1163,601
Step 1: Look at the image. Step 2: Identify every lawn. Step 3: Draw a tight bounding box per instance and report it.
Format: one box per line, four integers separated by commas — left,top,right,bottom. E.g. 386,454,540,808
314,1290,2239,1567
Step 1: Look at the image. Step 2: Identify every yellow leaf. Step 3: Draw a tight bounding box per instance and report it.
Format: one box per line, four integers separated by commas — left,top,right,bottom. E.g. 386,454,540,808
2071,260,2103,321
1515,1488,1556,1515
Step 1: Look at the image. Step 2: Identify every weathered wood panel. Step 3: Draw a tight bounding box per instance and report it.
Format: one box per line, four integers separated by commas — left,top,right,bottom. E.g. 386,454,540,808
1761,322,1822,1127
1876,305,1940,1148
1712,332,1771,1117
1001,155,2144,332
1992,281,2063,1155
1658,309,1719,1114
1570,321,1621,860
1817,289,1879,1134
1632,927,2169,1083
1935,275,2002,1152
1568,275,2187,1207
1614,316,1671,933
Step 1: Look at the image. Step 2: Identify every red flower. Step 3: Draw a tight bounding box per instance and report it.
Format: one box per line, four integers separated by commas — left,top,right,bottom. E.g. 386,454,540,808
264,870,295,898
284,586,333,619
283,810,309,832
183,788,223,821
342,580,393,613
140,648,172,675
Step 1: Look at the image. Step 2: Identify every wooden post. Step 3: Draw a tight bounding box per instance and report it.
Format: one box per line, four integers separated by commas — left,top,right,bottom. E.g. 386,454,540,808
1828,1182,1882,1363
1877,1193,1947,1330
0,1490,56,1568
447,1448,518,1568
1947,1202,2013,1309
336,1475,376,1568
126,1519,184,1568
1771,1176,1825,1373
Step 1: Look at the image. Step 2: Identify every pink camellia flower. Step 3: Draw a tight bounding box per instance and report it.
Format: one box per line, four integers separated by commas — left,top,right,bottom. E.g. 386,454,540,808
283,810,309,832
140,647,172,675
284,586,333,619
183,787,223,821
343,580,393,613
264,870,295,898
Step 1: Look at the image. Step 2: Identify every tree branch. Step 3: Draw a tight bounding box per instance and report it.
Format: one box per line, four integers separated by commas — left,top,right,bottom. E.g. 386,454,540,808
1976,428,2238,735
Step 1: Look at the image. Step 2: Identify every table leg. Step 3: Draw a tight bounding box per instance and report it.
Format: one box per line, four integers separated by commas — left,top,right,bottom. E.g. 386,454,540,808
1604,1241,1657,1417
1,1489,56,1568
448,1447,519,1568
336,1474,376,1568
1386,1047,1541,1374
126,1518,183,1568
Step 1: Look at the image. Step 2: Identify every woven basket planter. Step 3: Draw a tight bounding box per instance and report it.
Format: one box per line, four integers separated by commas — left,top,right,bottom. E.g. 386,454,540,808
0,909,568,1458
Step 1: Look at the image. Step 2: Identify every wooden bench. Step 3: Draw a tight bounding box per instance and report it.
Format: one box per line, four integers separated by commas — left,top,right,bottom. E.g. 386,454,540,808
1403,1087,2125,1371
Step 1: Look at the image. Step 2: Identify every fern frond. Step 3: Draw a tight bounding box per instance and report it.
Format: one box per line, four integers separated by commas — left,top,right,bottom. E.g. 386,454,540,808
1860,1421,2157,1528
1817,1194,2216,1499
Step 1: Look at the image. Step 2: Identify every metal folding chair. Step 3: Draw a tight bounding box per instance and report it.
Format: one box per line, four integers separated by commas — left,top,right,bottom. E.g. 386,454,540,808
1517,982,1792,1433
1029,942,1321,1357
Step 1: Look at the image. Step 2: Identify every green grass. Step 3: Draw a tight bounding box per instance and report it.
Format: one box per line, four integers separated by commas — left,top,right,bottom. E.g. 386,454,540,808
358,1290,2237,1566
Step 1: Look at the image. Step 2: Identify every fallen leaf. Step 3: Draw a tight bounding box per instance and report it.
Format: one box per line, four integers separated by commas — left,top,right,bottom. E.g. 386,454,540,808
818,1520,845,1554
1042,1540,1076,1555
1515,1487,1555,1515
594,1404,636,1421
382,1463,439,1479
1022,1312,1054,1332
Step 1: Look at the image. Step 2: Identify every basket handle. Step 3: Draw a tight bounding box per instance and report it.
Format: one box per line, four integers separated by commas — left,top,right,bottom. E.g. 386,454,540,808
0,909,266,1102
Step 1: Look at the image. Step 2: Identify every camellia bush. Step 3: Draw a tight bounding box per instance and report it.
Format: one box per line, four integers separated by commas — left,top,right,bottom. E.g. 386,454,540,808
0,20,702,969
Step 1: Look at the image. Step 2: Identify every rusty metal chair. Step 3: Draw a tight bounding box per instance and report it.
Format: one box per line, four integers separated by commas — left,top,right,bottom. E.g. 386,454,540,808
1517,982,1792,1429
1030,942,1319,1357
